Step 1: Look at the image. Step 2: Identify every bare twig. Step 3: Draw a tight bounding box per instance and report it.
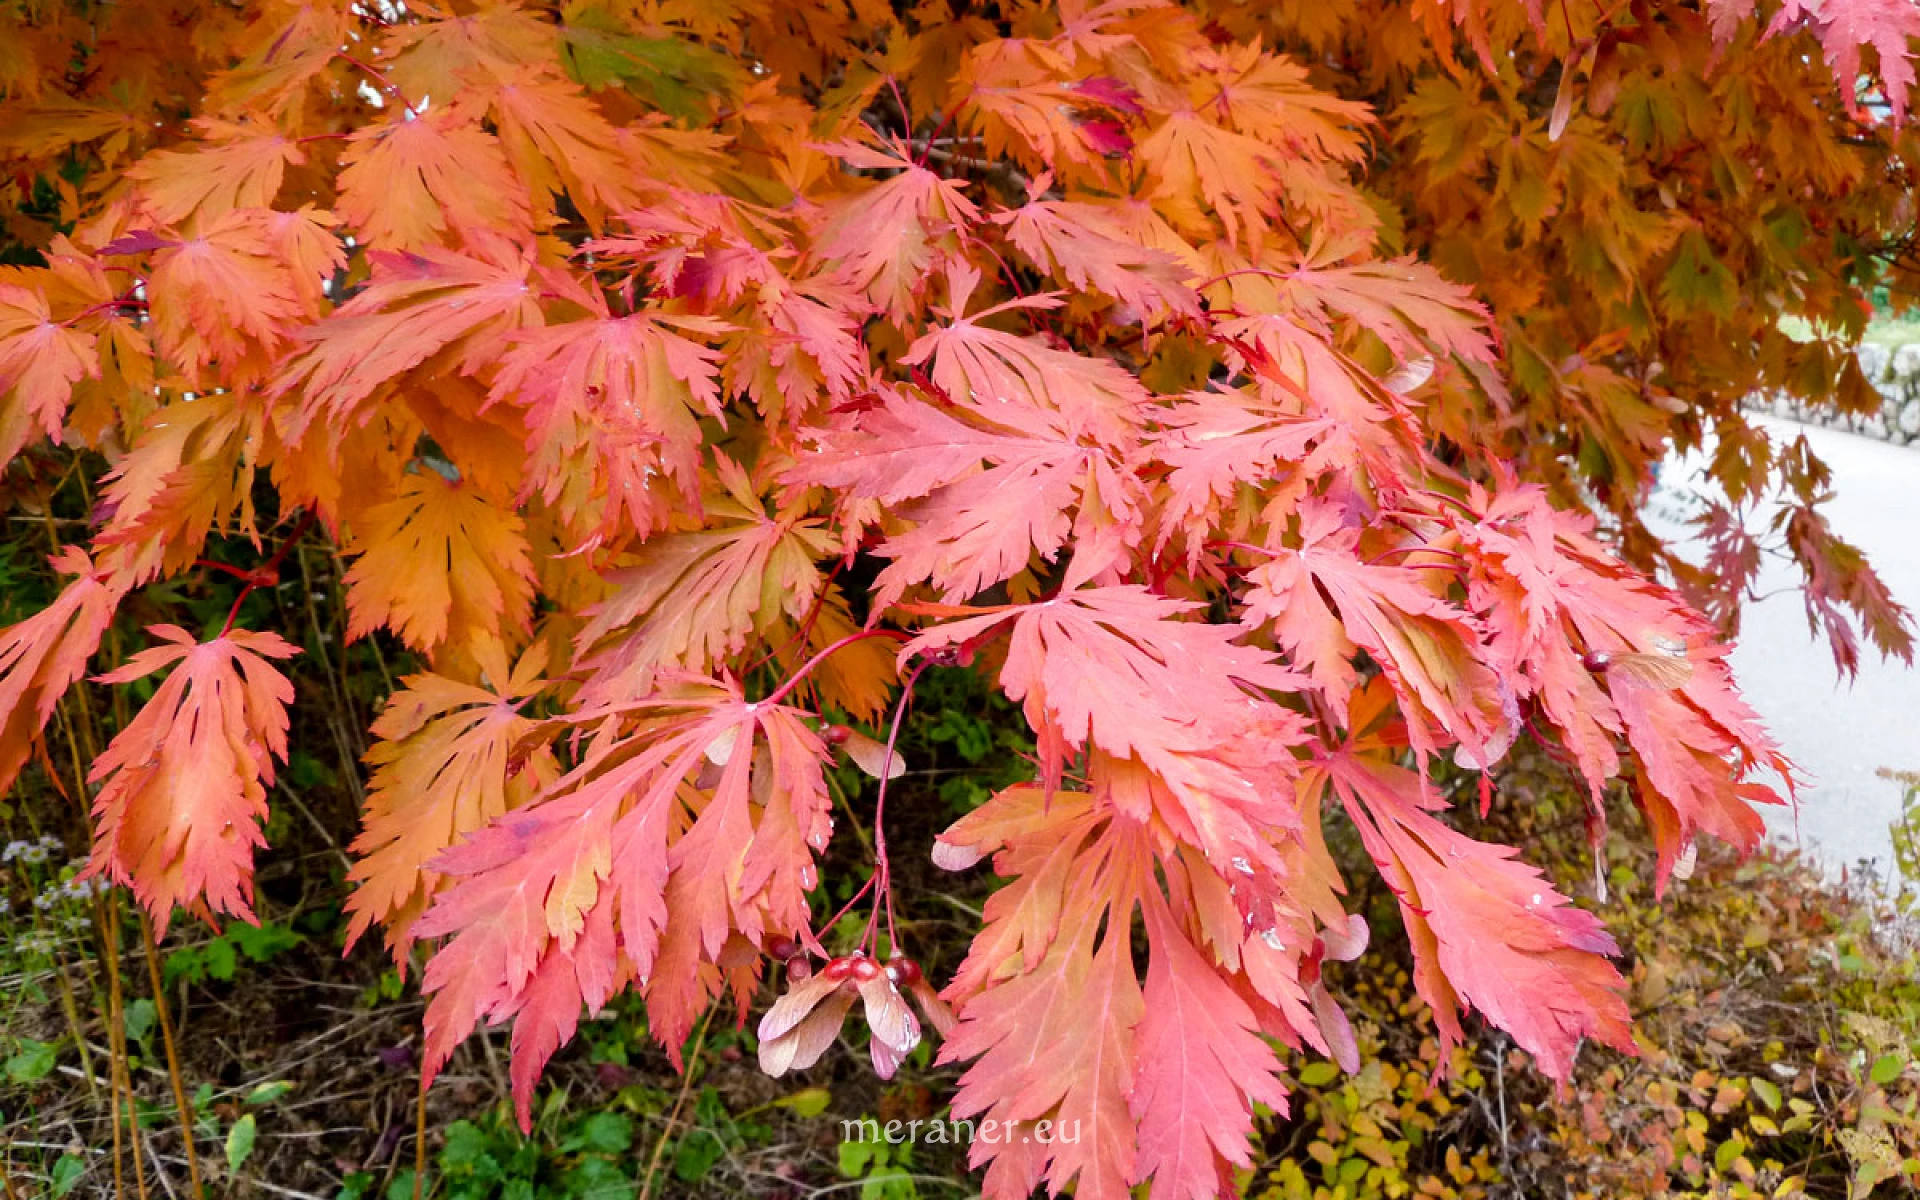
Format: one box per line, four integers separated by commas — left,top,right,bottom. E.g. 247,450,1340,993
413,1072,427,1200
1492,1035,1512,1181
98,896,128,1200
47,925,99,1097
139,910,205,1200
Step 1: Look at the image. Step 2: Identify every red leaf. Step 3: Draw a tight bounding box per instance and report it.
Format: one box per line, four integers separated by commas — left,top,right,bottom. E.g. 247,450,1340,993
1243,497,1509,764
1318,749,1635,1078
905,587,1309,872
809,142,979,322
1455,484,1794,878
414,680,832,1127
995,194,1200,320
1130,896,1289,1200
98,229,179,255
1756,0,1920,118
0,284,100,459
488,298,729,536
939,793,1148,1199
274,246,545,438
795,383,1146,605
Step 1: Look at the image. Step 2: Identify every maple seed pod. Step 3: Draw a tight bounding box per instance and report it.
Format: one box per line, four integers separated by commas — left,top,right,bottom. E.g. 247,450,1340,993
1583,640,1695,689
858,972,922,1071
822,955,857,982
885,954,922,986
931,837,983,872
758,973,857,1078
844,729,907,780
765,934,799,962
1671,838,1700,882
820,723,853,746
787,957,814,983
848,954,884,983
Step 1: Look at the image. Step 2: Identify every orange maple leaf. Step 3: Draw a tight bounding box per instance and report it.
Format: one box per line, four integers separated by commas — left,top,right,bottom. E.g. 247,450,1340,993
276,246,545,439
0,548,124,795
336,107,533,251
126,118,303,229
87,625,297,936
342,471,536,656
0,283,97,461
345,640,557,959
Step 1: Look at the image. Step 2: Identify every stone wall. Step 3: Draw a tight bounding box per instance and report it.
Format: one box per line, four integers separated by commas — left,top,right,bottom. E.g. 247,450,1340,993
1754,343,1920,444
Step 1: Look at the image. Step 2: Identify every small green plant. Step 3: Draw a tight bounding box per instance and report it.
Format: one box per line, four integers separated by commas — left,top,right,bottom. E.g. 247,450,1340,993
4,1034,58,1084
162,917,304,987
839,1126,921,1200
347,1108,645,1200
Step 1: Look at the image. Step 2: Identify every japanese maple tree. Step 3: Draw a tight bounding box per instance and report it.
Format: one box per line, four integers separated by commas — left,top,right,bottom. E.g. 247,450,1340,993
0,0,1913,1195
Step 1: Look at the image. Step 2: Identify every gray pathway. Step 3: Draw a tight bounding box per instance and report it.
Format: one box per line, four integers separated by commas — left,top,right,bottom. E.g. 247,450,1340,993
1648,415,1920,879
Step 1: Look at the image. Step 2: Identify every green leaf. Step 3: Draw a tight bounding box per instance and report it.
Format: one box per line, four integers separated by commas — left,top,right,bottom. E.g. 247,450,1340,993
929,709,992,762
672,1128,725,1182
860,1165,920,1200
286,750,331,790
245,1080,294,1106
226,1113,257,1172
204,938,238,982
776,1086,832,1118
558,6,738,117
231,920,302,962
5,1037,58,1084
334,1171,375,1200
50,1154,87,1196
1871,1053,1904,1084
441,1120,493,1170
1614,76,1684,153
575,1111,634,1154
562,1155,636,1198
839,1139,877,1177
1750,1076,1782,1112
1298,1061,1342,1089
385,1169,422,1200
1714,1135,1745,1172
193,1082,219,1139
124,997,157,1045
162,945,204,988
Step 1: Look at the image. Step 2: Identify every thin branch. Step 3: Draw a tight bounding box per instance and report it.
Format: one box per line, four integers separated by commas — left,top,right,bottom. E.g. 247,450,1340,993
639,1006,714,1200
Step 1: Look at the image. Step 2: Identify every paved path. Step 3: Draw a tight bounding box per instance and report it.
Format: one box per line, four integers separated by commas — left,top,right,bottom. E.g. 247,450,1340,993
1648,415,1920,880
